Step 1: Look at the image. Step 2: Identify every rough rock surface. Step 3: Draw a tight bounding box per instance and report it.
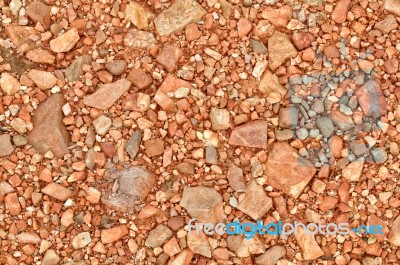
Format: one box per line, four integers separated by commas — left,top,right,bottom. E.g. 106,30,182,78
229,120,268,148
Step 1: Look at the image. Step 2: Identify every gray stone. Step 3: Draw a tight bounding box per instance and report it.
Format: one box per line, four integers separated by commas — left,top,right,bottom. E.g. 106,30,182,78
0,134,14,157
296,128,309,140
316,117,334,137
371,147,388,164
350,141,369,156
279,107,298,129
126,130,141,159
250,39,267,54
145,225,173,248
65,55,92,82
105,60,127,76
275,129,294,141
205,145,218,165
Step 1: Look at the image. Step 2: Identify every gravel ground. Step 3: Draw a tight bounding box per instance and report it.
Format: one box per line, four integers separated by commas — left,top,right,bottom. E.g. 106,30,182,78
1,0,400,264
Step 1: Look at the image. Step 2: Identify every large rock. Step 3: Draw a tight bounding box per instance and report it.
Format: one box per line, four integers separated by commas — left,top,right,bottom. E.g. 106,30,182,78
26,2,51,29
27,69,58,90
187,231,211,258
83,79,131,110
65,55,92,81
268,31,297,71
237,181,272,220
265,142,317,198
180,186,225,224
374,15,398,34
258,70,287,101
5,25,38,51
41,182,73,201
388,215,400,246
28,94,70,158
355,80,386,118
145,225,173,248
154,0,206,36
384,0,400,17
101,167,156,211
330,110,354,131
228,120,268,149
0,134,14,157
26,49,56,64
50,28,80,53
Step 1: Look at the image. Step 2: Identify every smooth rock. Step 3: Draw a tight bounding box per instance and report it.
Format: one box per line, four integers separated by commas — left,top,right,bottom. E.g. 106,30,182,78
0,73,20,95
27,69,57,90
332,0,352,24
26,49,56,64
342,159,364,181
101,225,129,244
255,245,286,265
375,15,398,33
28,94,70,158
124,29,157,48
154,0,206,36
316,117,334,137
371,148,388,164
105,60,127,76
180,186,225,224
0,134,14,157
265,142,317,198
65,55,92,81
229,120,268,148
279,107,298,129
145,225,173,248
83,79,131,110
42,182,73,201
42,249,60,265
50,28,80,53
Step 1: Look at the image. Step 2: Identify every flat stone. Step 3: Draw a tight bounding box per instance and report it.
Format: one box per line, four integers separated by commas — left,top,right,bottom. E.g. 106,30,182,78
187,231,211,258
265,142,317,198
228,120,268,148
145,225,173,248
388,215,400,246
169,249,193,265
292,32,315,50
375,15,398,33
50,28,80,53
65,55,92,82
126,130,141,159
72,232,92,249
384,0,400,17
355,80,386,118
279,107,298,129
105,60,127,76
28,94,70,158
371,148,388,164
332,0,352,24
5,193,21,215
124,29,156,48
237,18,252,37
250,39,267,54
26,2,51,29
5,25,38,51
83,79,131,110
323,45,340,58
342,159,364,181
205,146,217,165
93,115,112,136
255,245,286,265
154,0,206,36
125,1,155,30
268,31,297,71
275,129,294,141
42,182,72,201
27,69,57,90
0,181,15,196
0,73,20,95
154,74,192,111
180,186,225,224
156,45,183,72
261,5,292,27
26,49,56,64
0,134,14,157
144,138,164,157
101,225,129,244
42,249,60,265
330,110,354,131
258,70,287,100
316,117,334,137
237,181,273,220
210,108,230,131
127,69,153,89
295,227,324,260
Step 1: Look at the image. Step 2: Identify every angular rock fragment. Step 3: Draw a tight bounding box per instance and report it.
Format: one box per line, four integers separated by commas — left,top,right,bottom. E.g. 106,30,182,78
0,134,14,157
169,249,193,265
105,60,127,76
93,115,112,136
180,186,225,224
374,15,398,34
101,225,129,244
125,1,155,30
316,117,334,137
0,72,20,95
5,193,21,215
236,236,265,257
355,80,386,118
330,110,354,131
144,138,164,157
28,94,70,158
154,0,206,36
0,181,15,196
126,130,141,159
26,2,51,29
154,74,192,111
83,79,131,110
26,49,56,64
72,232,92,249
42,249,60,265
124,29,156,48
228,120,268,148
265,142,317,198
237,181,272,220
295,227,324,260
156,45,183,72
210,108,230,131
331,0,351,24
342,159,364,181
128,69,153,89
261,5,292,27
27,69,58,90
292,32,315,50
5,25,38,51
50,28,80,53
279,107,298,129
384,0,400,17
255,245,286,265
65,55,92,81
258,70,287,102
101,167,155,211
268,31,297,70
227,164,246,192
17,232,41,244
145,225,173,248
389,215,400,246
187,231,211,258
42,182,72,201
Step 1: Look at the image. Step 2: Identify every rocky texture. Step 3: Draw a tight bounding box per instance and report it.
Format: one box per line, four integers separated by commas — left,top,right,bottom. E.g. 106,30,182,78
295,227,324,260
265,142,317,198
123,29,157,48
255,246,286,265
145,225,173,248
83,79,131,110
27,69,58,90
229,120,268,148
49,28,80,53
384,0,400,17
26,2,51,29
26,49,56,64
125,1,154,30
180,186,225,224
28,94,70,158
154,0,206,36
259,70,287,101
0,72,20,95
331,0,352,24
210,108,230,131
388,215,400,246
355,80,386,118
187,231,211,258
156,45,183,72
342,159,364,181
41,182,73,201
65,55,92,81
237,181,272,220
268,31,297,70
154,74,191,111
0,134,14,157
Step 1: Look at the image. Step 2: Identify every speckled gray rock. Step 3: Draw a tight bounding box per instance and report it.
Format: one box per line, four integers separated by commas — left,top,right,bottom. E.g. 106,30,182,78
316,117,334,137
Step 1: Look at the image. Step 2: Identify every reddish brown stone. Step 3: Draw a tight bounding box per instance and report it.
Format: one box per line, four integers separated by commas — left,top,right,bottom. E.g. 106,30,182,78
156,45,183,72
127,69,153,89
154,74,191,111
292,32,315,50
228,120,268,148
355,80,386,118
26,2,51,29
332,0,352,24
